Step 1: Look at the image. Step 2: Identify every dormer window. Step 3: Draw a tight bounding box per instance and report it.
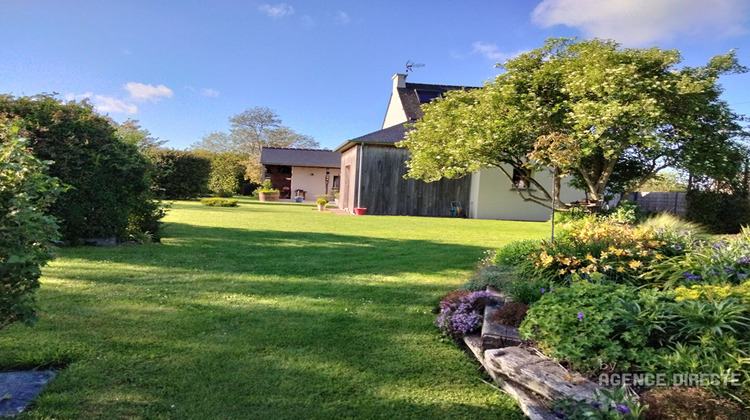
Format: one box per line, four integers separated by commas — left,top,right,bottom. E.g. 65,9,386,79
416,91,442,104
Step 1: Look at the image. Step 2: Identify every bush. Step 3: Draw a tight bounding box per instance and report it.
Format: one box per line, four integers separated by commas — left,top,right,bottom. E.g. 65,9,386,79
200,197,238,207
520,281,660,374
316,198,328,206
686,190,750,234
146,148,211,199
0,94,163,243
493,239,540,267
459,265,517,291
607,200,644,224
0,126,62,330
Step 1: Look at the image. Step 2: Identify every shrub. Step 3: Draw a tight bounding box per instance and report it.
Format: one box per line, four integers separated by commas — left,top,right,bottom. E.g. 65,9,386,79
316,198,328,206
200,197,238,207
551,387,648,420
435,290,494,339
145,148,211,199
459,265,517,291
255,179,280,195
606,200,644,224
686,190,750,234
520,281,660,374
0,126,62,330
493,239,540,267
491,301,528,328
0,94,163,243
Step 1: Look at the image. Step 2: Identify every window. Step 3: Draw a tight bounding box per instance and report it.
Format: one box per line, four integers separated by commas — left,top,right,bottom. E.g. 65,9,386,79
416,90,442,104
512,168,532,190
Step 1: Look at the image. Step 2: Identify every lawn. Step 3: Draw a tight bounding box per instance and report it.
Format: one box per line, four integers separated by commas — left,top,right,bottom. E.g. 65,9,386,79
0,197,549,419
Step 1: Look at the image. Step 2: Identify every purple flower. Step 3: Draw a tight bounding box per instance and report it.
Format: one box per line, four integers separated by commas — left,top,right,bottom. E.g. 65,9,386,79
542,287,546,293
688,274,702,281
726,267,734,273
738,257,750,265
616,405,631,415
590,401,602,409
674,244,682,250
714,243,723,249
682,272,692,278
551,287,555,291
450,311,483,334
739,273,748,279
577,312,584,320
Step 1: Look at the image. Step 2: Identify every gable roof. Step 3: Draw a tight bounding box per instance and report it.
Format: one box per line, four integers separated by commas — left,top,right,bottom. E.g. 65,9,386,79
260,147,341,168
398,82,475,121
334,123,413,153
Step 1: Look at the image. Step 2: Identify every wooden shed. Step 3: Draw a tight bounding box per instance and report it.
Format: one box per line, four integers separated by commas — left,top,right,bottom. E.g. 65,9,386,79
335,124,471,216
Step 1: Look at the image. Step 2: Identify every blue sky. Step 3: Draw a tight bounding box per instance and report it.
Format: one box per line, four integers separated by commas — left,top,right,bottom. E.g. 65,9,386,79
2,0,749,150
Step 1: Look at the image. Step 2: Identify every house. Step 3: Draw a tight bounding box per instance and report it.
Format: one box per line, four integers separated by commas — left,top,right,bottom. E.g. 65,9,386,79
259,147,341,201
334,73,583,221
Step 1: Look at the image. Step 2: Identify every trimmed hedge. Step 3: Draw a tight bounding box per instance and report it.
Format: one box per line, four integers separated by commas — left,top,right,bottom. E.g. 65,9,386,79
200,197,238,207
0,94,163,243
146,148,211,199
686,190,750,234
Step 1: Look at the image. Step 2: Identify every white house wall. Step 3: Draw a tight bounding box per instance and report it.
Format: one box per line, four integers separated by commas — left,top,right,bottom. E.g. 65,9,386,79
470,166,584,221
291,166,341,201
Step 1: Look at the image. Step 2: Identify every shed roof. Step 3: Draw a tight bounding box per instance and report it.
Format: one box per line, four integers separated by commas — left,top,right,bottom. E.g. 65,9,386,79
334,124,413,153
260,147,341,168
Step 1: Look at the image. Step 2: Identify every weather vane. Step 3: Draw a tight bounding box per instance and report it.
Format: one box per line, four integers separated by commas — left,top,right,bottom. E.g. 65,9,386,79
405,60,425,73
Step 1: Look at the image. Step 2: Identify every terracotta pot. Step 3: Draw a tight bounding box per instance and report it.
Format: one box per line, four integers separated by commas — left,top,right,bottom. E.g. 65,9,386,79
353,207,367,215
258,191,280,202
317,204,326,211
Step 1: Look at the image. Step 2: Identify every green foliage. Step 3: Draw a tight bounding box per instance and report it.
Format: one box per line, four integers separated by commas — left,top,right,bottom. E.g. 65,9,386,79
200,197,238,207
145,148,211,199
686,190,750,234
255,178,279,194
0,94,163,243
197,151,245,196
606,201,644,225
520,281,660,374
642,229,750,289
400,37,748,209
640,171,688,192
493,239,540,267
459,265,517,291
551,387,648,419
316,198,328,206
0,125,62,330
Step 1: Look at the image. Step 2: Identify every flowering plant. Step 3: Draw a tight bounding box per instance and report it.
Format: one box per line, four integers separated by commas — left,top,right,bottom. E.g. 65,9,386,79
435,290,494,339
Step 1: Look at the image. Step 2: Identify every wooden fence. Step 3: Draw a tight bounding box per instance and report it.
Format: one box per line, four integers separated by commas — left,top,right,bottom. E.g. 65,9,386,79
626,192,686,215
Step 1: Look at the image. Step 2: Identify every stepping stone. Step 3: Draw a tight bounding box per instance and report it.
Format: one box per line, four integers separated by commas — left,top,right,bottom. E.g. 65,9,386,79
0,371,56,417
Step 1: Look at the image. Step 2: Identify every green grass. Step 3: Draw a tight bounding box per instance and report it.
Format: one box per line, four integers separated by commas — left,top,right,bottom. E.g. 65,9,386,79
0,197,549,419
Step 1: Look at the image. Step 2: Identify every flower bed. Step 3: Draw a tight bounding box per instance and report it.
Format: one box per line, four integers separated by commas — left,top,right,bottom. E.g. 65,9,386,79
436,216,750,419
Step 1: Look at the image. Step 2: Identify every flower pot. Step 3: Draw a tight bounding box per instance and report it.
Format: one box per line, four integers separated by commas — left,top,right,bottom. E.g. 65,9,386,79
353,207,367,215
317,204,326,211
259,191,280,202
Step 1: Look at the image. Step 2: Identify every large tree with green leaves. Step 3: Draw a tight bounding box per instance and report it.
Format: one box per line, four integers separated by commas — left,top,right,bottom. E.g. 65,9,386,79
400,38,748,209
191,107,319,182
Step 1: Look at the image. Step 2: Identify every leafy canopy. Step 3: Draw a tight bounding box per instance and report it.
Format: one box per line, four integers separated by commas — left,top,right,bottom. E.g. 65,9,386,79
191,107,319,182
400,37,748,209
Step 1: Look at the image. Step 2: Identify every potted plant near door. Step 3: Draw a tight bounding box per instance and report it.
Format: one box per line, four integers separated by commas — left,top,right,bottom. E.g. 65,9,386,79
256,179,280,202
316,198,327,211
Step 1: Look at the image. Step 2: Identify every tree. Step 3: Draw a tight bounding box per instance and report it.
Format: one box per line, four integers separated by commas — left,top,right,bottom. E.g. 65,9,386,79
400,37,748,210
191,107,319,182
113,119,168,152
145,148,212,199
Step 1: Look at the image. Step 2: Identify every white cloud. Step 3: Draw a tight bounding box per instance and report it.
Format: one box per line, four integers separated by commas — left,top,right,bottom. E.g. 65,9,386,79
335,11,351,24
532,0,749,46
259,3,294,19
124,82,174,102
202,88,219,98
94,96,138,114
472,42,526,62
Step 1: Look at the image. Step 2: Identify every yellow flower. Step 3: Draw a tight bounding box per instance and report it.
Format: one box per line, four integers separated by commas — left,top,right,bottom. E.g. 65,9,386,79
600,252,609,259
560,257,572,266
639,250,649,257
617,266,625,273
586,253,597,263
539,251,554,267
559,269,567,275
603,265,612,271
628,260,643,269
654,254,664,260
